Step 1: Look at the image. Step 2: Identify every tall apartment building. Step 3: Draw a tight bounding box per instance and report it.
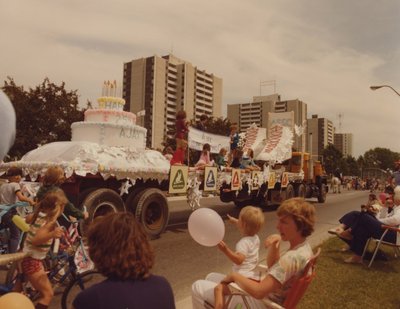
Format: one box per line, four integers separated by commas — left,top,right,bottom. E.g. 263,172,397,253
334,133,353,157
123,54,222,149
307,114,335,160
227,95,307,151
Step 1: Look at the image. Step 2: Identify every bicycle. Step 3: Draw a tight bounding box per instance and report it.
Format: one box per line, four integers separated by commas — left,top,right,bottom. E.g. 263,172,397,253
2,215,101,308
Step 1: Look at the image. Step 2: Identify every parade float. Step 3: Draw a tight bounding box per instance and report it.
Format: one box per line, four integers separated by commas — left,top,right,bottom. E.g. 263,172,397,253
0,82,327,238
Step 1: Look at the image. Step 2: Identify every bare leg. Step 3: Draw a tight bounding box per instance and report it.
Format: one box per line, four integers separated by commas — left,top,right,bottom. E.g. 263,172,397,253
27,269,54,306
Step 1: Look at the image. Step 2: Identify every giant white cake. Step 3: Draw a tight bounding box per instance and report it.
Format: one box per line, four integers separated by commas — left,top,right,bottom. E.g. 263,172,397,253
71,81,146,150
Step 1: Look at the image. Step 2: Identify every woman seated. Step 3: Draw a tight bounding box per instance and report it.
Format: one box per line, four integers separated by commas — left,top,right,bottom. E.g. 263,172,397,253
72,212,175,309
192,198,316,309
341,186,400,264
215,148,227,170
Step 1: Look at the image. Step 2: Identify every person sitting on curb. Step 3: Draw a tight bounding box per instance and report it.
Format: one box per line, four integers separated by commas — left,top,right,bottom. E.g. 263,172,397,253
192,198,316,309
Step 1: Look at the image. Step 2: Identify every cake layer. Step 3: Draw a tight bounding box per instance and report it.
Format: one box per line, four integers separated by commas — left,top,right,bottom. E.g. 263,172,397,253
97,96,125,111
71,122,146,149
85,109,136,126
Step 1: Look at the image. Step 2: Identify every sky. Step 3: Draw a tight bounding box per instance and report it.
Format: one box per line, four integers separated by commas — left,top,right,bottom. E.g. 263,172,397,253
1,0,399,157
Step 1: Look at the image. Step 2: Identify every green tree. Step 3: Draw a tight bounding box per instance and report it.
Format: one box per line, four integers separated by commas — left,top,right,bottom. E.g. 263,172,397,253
363,147,400,170
322,144,343,175
2,77,84,160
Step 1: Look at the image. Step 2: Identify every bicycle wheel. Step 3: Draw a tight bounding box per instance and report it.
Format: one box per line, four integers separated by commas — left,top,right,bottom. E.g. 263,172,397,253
61,270,106,309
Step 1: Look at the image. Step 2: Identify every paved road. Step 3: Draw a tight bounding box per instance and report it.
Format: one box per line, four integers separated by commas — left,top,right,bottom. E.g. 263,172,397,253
1,189,368,308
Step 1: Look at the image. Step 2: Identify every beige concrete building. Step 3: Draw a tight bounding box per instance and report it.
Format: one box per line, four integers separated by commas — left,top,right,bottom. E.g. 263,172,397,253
307,114,335,160
334,133,353,157
123,54,222,149
227,95,308,151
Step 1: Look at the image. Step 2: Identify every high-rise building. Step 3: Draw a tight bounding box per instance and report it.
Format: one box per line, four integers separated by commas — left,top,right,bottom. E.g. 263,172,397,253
123,54,222,149
227,95,308,151
334,133,353,157
307,114,335,160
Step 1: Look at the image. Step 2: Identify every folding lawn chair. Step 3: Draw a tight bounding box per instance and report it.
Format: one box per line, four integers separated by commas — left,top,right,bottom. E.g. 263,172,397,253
206,248,321,309
361,225,400,268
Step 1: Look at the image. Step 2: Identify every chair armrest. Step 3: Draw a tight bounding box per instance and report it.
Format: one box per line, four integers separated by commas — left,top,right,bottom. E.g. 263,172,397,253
381,225,400,232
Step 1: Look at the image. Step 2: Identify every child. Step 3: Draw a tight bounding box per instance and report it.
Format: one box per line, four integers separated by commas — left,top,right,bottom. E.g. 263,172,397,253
241,149,261,171
175,110,188,149
36,166,88,224
214,206,265,309
0,167,35,253
228,123,239,165
195,143,214,169
21,190,67,309
215,148,227,170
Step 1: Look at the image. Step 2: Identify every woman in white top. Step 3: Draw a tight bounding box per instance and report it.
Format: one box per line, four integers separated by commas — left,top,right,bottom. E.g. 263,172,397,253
344,186,400,264
191,198,316,309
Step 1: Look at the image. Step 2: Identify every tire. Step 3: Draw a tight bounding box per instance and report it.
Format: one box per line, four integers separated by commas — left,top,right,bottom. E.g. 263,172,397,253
318,184,327,203
61,271,106,309
80,189,125,235
285,184,295,200
135,188,169,238
125,186,146,214
296,184,306,198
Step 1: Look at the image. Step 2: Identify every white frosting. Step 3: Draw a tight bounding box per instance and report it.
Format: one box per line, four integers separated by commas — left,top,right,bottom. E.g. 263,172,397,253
71,122,146,149
85,109,136,126
0,141,170,182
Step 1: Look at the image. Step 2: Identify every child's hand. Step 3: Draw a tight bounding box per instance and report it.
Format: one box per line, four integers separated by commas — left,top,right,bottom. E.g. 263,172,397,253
227,214,238,225
264,234,281,249
217,241,228,252
52,227,64,239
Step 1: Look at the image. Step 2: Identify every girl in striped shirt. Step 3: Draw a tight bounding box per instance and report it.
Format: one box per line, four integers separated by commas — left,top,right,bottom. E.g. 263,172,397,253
21,189,67,309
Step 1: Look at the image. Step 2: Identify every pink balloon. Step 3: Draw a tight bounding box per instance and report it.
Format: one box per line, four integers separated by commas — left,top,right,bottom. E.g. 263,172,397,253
188,208,225,247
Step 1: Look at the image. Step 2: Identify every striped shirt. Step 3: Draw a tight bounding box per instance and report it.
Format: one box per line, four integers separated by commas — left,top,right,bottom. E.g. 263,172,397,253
23,212,53,259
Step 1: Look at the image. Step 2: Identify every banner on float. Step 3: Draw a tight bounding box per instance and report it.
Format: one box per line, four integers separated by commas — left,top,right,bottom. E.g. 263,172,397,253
188,127,230,154
267,111,294,133
251,171,262,190
281,172,289,188
169,165,188,194
231,169,241,191
204,166,218,192
268,172,276,189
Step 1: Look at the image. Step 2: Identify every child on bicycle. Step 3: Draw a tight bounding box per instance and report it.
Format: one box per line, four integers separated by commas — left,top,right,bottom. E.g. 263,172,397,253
21,189,67,309
212,206,265,309
0,167,35,253
35,166,88,224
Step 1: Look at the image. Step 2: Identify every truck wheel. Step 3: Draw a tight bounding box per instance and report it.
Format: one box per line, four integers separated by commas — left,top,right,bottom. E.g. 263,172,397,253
318,185,327,203
125,187,146,214
296,184,306,198
285,184,295,200
80,189,125,234
135,188,169,239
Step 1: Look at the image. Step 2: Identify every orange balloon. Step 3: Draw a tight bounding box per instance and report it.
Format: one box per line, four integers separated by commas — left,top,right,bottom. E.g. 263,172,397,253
0,292,34,309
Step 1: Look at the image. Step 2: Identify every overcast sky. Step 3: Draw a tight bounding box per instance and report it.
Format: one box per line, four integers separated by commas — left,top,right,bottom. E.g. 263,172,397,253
1,0,399,157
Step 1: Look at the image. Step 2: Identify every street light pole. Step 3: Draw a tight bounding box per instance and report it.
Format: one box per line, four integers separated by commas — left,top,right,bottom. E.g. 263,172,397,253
370,85,400,97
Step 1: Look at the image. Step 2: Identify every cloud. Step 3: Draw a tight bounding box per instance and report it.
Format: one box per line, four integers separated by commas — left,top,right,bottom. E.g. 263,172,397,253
1,0,399,157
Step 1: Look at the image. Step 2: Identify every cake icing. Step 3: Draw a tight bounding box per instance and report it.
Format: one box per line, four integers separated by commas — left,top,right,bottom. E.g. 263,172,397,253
71,80,145,149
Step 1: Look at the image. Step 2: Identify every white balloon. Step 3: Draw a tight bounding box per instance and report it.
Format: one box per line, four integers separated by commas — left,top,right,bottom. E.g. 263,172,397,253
0,90,16,161
188,208,225,247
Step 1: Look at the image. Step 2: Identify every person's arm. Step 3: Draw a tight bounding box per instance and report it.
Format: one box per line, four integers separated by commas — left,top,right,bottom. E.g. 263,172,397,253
222,272,282,300
264,234,281,268
64,201,85,220
15,191,35,206
218,241,246,265
379,207,400,226
31,221,63,246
